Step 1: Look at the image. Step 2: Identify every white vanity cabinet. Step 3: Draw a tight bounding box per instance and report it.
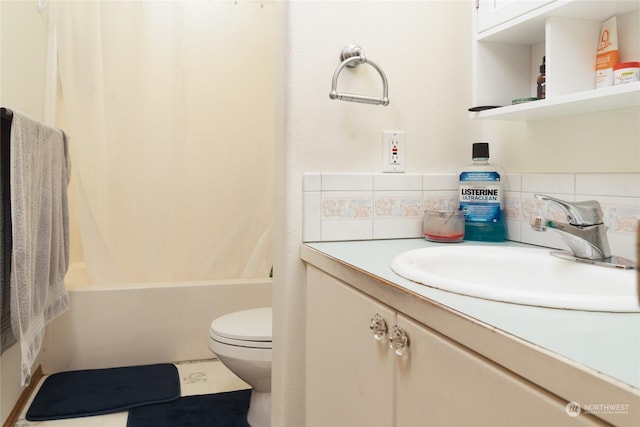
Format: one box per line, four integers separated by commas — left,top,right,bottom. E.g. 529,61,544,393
394,313,608,427
306,265,395,427
472,0,640,120
305,265,606,427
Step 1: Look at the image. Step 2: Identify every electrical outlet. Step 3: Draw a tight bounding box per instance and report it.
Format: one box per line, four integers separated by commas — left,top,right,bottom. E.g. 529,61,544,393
382,131,405,173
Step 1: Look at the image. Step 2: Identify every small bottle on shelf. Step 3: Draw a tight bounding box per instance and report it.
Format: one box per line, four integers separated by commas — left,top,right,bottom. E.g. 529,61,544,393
537,56,546,99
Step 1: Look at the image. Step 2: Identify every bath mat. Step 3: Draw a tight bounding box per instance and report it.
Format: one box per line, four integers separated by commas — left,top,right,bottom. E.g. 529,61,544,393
26,363,180,421
127,389,251,427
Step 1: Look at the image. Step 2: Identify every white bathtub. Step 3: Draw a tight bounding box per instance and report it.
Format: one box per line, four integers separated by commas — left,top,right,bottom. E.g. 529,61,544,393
41,263,272,374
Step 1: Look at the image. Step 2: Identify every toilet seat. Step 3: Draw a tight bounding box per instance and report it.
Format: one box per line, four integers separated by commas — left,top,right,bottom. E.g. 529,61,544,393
209,307,272,349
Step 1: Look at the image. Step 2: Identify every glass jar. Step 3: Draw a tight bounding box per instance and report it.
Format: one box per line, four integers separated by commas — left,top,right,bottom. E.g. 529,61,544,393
423,210,465,243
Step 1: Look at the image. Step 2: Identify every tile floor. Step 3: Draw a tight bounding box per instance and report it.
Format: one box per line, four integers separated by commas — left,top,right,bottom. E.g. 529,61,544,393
14,359,249,427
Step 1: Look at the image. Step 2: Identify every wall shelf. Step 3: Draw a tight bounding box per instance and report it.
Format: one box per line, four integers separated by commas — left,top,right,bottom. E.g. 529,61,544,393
469,82,640,121
472,0,640,121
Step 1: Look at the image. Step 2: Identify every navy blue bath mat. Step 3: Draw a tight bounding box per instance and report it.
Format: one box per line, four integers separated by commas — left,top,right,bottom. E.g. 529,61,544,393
127,389,251,427
27,363,180,421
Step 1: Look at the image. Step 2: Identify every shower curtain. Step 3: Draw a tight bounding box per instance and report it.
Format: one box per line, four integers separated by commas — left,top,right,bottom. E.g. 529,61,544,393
54,1,275,283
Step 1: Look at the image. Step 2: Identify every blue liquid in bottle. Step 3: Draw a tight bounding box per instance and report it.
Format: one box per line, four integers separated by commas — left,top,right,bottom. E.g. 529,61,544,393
459,142,506,242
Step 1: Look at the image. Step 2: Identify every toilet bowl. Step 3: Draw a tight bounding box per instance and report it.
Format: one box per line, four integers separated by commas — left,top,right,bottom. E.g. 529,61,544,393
208,307,272,427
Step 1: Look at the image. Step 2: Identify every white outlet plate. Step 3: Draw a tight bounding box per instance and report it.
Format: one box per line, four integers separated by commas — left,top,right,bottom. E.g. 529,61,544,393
382,130,405,173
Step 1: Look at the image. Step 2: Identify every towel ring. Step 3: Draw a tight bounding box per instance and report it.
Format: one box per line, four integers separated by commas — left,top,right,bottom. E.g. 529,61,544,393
329,45,389,106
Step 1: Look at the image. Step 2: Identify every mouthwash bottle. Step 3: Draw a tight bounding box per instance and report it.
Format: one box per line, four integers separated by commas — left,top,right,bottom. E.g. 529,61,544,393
459,142,506,242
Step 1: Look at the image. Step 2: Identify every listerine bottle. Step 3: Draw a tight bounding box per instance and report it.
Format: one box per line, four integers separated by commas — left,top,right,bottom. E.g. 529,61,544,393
459,142,506,242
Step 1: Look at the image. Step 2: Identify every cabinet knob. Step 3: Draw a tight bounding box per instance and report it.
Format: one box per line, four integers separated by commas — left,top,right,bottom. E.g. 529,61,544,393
389,325,409,356
369,313,388,341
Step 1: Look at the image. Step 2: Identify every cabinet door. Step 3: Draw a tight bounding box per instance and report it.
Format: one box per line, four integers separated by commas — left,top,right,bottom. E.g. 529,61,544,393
306,266,395,427
477,0,556,33
395,314,606,427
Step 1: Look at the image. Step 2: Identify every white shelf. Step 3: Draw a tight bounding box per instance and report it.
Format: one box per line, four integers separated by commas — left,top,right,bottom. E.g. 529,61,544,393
469,82,640,121
472,0,640,121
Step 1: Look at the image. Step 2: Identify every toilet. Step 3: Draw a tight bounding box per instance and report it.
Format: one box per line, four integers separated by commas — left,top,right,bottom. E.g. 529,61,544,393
208,307,272,427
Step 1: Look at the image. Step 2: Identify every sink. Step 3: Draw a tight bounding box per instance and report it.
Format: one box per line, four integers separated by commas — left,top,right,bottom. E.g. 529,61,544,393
391,245,639,312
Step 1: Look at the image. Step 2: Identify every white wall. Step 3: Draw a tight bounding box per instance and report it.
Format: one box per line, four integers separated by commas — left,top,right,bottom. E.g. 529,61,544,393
273,1,639,425
0,1,48,120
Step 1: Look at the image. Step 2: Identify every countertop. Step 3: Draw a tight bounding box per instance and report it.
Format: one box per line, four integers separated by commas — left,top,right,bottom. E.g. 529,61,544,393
301,238,640,392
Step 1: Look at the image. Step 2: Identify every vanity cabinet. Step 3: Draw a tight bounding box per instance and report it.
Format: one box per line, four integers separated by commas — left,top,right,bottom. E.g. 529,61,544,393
472,0,640,120
306,265,395,427
305,265,605,427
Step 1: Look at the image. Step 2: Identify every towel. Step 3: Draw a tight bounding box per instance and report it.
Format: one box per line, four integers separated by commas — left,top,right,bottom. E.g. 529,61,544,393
1,109,17,353
9,111,71,386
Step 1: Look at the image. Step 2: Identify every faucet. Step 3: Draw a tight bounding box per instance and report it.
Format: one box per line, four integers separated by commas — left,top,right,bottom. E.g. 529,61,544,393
530,194,635,269
530,194,610,259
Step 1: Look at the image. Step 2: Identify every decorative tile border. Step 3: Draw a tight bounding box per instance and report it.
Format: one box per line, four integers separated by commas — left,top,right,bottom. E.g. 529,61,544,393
322,194,373,220
302,172,640,260
374,191,422,239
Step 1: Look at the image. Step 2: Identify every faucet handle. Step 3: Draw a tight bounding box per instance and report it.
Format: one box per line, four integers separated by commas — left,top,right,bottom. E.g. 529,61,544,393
534,194,604,226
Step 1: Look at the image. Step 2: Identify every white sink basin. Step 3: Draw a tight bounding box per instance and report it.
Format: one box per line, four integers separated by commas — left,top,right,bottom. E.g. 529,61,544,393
391,245,639,312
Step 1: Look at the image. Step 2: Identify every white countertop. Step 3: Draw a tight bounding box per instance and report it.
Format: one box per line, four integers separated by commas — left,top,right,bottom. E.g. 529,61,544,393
303,238,640,391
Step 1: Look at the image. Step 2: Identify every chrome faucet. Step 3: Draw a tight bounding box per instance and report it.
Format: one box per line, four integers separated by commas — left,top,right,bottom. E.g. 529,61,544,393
530,194,635,269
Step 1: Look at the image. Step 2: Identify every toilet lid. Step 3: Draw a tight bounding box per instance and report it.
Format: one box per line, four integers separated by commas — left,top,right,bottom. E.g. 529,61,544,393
210,307,272,342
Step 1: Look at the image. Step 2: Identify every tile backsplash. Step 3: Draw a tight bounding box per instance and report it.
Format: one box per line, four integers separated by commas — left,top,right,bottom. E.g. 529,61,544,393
302,172,640,260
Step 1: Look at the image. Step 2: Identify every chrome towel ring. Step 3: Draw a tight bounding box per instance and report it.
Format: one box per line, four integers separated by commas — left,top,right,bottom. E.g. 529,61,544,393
329,45,389,106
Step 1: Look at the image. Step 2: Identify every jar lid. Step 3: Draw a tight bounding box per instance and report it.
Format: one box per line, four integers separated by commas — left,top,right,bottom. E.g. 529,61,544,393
613,62,640,70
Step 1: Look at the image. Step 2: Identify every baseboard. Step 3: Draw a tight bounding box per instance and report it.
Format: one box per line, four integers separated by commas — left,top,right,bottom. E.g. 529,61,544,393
2,365,43,427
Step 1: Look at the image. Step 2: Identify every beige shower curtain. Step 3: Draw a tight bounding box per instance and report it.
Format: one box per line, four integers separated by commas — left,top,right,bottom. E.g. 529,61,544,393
54,0,275,283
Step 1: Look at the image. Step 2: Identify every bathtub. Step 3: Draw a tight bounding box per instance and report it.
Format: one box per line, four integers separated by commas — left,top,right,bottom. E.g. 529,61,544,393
41,263,272,374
